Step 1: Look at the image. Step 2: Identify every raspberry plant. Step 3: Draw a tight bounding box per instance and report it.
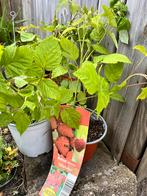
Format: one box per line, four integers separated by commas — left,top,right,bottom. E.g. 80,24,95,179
0,1,146,134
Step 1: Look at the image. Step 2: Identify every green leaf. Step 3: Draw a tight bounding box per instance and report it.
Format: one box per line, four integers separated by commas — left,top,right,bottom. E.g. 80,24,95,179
1,44,16,67
102,5,117,27
22,100,36,111
73,62,99,95
110,92,125,102
69,80,81,93
96,91,110,115
39,79,60,100
104,63,124,82
14,110,31,135
107,31,118,49
92,44,110,55
61,27,76,36
20,31,36,42
35,36,62,71
52,66,68,78
0,113,13,127
61,107,80,129
111,81,127,92
90,24,105,42
14,76,28,88
60,38,79,60
137,87,147,100
0,44,4,62
77,91,86,105
94,53,131,64
117,18,131,31
59,87,73,104
119,30,129,44
134,45,147,56
5,46,33,76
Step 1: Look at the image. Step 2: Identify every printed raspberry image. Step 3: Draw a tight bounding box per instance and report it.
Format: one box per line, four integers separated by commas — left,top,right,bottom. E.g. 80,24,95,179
55,136,70,157
58,123,74,138
74,139,86,152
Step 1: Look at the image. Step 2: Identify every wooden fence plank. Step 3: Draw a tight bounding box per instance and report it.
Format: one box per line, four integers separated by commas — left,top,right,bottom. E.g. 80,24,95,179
104,0,147,161
137,147,147,182
121,100,147,172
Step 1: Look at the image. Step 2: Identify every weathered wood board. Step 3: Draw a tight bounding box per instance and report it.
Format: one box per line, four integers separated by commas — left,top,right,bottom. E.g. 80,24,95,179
137,147,147,182
104,0,147,163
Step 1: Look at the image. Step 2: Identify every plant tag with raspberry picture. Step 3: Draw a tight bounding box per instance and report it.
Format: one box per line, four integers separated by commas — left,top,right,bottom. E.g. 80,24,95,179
39,107,90,196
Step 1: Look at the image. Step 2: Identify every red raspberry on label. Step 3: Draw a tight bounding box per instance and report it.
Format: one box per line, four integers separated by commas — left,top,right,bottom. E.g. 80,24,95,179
55,136,70,157
58,123,74,138
74,139,86,152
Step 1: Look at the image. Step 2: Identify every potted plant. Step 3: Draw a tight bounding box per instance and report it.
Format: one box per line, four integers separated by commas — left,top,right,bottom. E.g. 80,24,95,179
45,0,146,162
0,36,73,157
0,136,18,188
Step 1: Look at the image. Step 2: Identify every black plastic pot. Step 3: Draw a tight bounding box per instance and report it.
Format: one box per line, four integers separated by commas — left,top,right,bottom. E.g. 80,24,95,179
0,168,17,189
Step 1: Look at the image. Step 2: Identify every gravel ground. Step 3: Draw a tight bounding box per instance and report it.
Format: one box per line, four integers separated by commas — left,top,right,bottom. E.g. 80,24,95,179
0,128,146,196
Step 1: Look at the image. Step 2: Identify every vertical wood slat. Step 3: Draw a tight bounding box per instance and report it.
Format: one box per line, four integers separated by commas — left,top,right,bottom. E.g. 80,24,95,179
137,148,147,182
104,0,147,161
121,100,147,172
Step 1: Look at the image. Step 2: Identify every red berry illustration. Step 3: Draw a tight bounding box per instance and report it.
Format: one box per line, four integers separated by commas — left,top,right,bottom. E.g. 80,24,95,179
55,136,70,157
74,139,86,152
58,123,74,138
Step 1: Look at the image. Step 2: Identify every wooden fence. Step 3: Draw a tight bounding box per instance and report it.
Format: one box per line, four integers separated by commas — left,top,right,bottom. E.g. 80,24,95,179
1,0,147,182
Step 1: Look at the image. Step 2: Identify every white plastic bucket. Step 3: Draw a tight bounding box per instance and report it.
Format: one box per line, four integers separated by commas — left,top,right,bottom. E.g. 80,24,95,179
8,120,52,157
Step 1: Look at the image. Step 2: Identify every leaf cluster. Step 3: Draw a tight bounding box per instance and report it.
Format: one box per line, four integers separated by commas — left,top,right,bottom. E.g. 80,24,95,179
0,136,18,184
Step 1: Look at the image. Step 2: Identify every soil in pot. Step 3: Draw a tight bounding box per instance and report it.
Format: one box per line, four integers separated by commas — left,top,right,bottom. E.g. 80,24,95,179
87,116,105,143
83,115,106,163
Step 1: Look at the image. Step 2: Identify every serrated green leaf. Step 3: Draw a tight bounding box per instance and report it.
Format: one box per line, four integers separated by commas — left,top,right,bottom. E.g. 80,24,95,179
107,31,118,49
61,107,80,129
69,80,81,93
22,100,36,111
14,110,31,135
14,76,28,88
92,44,110,54
0,113,13,127
96,91,110,115
59,87,73,104
77,91,86,105
134,45,147,56
5,46,33,77
110,92,125,102
60,38,79,60
74,62,99,95
102,5,117,27
94,53,131,64
137,87,147,100
111,81,127,92
1,44,16,67
35,36,62,71
117,18,131,31
52,66,68,78
20,31,36,42
90,24,105,42
104,63,124,82
39,79,60,100
119,30,129,44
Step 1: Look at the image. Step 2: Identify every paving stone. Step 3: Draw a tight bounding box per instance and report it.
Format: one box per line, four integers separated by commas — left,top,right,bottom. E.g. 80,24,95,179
25,143,137,196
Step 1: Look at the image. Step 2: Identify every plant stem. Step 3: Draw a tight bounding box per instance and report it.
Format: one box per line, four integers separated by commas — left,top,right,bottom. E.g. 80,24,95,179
127,82,147,88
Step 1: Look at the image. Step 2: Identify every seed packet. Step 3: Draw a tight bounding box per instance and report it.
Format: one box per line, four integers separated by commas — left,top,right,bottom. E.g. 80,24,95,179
39,107,90,196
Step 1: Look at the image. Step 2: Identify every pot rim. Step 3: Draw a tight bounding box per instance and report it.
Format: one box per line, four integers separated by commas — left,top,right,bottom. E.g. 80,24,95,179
8,119,48,128
0,168,17,188
86,108,107,145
